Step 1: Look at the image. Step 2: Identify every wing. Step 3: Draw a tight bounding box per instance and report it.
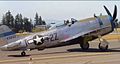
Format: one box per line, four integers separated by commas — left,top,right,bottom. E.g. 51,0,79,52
60,29,96,42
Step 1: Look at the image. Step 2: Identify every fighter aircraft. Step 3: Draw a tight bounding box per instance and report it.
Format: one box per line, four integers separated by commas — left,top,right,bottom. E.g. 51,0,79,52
0,5,118,56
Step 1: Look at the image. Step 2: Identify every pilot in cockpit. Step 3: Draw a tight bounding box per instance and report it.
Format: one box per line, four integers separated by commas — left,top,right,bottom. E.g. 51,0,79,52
64,20,69,25
64,18,78,25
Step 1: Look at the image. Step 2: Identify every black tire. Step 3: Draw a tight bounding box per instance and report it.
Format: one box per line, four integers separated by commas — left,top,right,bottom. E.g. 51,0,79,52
80,42,89,50
98,43,108,51
21,51,26,56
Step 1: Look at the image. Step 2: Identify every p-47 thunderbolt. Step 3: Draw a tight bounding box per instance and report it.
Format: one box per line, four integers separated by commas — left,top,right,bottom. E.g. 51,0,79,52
0,5,118,56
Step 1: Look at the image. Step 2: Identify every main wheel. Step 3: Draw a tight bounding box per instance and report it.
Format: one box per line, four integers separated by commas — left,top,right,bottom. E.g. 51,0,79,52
21,51,26,56
80,42,89,50
98,43,108,51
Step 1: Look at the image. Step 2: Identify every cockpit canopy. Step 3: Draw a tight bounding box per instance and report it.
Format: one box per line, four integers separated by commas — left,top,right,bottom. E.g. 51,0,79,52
49,18,78,29
49,23,65,29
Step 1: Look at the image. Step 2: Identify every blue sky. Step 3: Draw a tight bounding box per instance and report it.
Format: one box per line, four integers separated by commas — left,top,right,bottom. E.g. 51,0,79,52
0,1,119,24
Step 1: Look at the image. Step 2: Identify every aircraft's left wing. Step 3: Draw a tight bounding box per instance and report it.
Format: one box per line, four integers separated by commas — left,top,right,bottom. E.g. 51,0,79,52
60,29,96,42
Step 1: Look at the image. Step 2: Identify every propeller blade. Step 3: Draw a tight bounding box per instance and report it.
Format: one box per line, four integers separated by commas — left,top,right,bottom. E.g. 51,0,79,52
115,19,118,22
104,5,112,17
112,5,117,21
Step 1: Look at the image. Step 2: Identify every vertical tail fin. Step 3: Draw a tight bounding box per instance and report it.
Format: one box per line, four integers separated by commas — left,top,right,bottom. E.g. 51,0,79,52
0,25,19,44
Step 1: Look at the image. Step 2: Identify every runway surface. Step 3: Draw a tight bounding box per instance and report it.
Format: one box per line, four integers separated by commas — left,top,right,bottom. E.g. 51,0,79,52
0,39,120,64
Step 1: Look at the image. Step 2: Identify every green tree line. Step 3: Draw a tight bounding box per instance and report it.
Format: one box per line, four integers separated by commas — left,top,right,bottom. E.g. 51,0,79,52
1,11,46,33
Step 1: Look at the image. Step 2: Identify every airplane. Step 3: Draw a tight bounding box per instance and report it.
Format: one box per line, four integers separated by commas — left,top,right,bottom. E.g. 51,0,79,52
0,5,118,56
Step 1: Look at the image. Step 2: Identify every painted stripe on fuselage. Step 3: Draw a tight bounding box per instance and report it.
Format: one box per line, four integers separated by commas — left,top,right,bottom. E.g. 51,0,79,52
0,31,15,38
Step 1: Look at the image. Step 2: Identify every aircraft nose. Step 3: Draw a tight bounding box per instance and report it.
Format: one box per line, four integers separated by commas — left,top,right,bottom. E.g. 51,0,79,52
0,45,8,51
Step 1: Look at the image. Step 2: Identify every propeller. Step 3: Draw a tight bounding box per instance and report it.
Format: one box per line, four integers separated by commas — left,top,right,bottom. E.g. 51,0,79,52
104,5,117,22
112,5,117,21
104,5,118,28
103,5,112,17
104,5,119,41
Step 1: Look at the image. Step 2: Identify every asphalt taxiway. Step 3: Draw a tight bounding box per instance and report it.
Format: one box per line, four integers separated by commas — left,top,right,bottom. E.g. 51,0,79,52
0,39,120,64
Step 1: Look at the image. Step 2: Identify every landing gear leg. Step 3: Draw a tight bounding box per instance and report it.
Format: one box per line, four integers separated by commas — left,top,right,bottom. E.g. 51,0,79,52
21,51,26,56
98,36,109,51
80,36,91,50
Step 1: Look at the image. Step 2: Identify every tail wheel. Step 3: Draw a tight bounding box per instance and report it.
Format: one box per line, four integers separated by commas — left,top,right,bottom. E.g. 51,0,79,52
99,43,108,51
21,51,26,56
80,42,89,50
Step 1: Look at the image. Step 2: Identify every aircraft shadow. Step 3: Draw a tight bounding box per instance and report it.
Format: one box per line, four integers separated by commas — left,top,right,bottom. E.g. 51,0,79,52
8,55,30,57
8,47,120,57
67,48,120,52
7,51,68,57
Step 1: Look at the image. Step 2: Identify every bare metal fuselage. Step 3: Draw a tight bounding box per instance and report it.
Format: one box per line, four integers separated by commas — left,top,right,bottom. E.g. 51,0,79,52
0,15,113,51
